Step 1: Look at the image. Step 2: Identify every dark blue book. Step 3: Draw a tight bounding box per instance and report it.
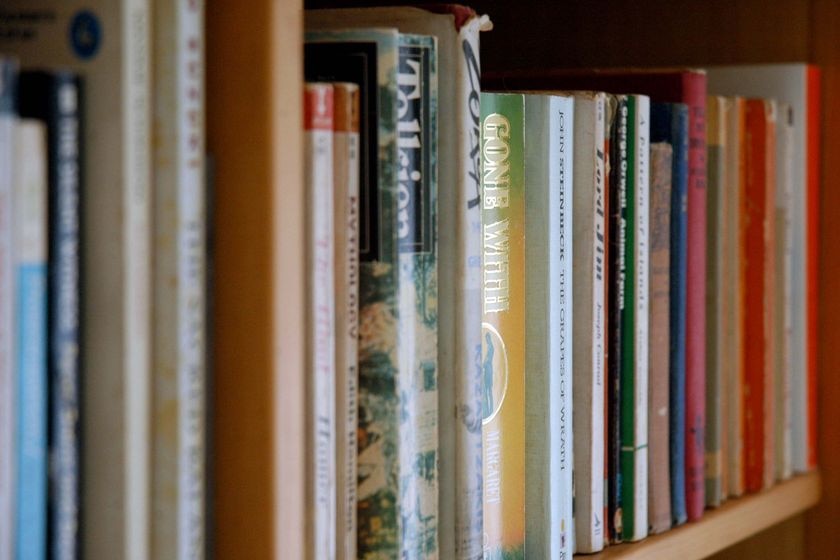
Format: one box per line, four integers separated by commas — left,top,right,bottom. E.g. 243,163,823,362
18,70,82,560
651,102,689,528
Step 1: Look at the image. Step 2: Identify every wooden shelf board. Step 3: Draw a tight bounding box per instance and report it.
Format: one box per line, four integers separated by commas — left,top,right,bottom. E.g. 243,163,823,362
579,471,821,560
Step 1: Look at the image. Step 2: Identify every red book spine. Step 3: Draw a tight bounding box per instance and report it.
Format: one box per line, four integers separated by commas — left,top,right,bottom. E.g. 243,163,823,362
682,73,707,521
806,67,821,470
742,100,769,493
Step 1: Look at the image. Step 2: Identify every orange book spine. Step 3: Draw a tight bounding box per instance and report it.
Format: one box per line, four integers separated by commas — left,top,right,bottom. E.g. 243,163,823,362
762,102,777,489
742,99,770,493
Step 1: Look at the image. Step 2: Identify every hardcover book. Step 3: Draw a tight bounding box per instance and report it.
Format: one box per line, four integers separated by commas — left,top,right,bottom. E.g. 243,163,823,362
483,68,708,520
606,95,628,543
0,4,153,556
523,93,574,560
480,92,526,560
648,141,672,535
303,82,337,560
650,102,689,526
13,119,48,560
0,59,15,560
570,91,607,554
707,64,821,473
742,99,776,493
16,70,82,560
305,9,491,555
331,82,361,560
619,94,650,543
151,0,206,556
705,95,727,507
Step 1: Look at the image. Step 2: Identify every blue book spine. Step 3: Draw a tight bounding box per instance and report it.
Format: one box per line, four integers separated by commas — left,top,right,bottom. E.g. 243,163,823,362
15,264,48,559
17,71,82,560
651,102,689,526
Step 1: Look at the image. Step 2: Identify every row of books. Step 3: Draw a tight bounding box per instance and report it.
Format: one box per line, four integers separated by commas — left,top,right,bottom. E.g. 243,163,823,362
302,5,821,560
0,1,205,559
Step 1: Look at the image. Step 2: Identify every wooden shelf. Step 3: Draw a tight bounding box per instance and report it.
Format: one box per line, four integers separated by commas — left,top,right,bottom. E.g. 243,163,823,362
581,471,821,560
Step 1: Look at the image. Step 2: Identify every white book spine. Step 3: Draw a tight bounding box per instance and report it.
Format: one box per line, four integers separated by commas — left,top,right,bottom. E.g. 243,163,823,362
633,95,650,542
153,0,205,557
332,84,360,560
123,1,152,558
524,94,574,559
304,83,336,560
0,61,16,560
572,93,606,554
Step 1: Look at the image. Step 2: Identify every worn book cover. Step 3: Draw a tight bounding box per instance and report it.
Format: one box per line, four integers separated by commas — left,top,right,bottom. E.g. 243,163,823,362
619,94,650,543
650,102,689,526
705,95,727,507
13,120,48,560
571,91,607,554
606,95,628,544
17,70,83,560
0,4,153,556
304,82,337,560
523,93,574,560
481,92,525,560
332,82,361,560
0,58,14,560
305,9,490,558
648,141,672,535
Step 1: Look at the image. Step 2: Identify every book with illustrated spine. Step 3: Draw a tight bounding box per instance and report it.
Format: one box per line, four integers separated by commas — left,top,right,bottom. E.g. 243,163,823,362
151,0,206,556
331,82,361,560
523,92,574,559
304,10,490,555
570,91,607,554
303,82,336,560
16,70,83,560
481,92,525,560
0,4,153,556
13,119,48,560
619,94,650,543
648,140,672,534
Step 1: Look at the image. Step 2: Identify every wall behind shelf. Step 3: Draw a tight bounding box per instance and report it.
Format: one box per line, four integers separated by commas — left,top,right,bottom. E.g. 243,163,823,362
304,0,839,557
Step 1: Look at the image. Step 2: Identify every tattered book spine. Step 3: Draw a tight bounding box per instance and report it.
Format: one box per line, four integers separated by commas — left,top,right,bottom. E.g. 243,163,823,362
481,93,526,560
395,34,439,559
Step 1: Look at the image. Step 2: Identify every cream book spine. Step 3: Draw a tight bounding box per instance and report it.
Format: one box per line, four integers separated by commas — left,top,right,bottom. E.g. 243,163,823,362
152,0,205,557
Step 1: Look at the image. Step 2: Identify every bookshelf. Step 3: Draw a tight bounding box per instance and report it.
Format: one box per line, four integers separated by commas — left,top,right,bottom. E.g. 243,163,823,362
209,0,838,557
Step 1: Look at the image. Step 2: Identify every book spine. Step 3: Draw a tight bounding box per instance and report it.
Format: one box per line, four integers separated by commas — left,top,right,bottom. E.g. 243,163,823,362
152,0,206,556
451,17,484,560
620,95,649,542
668,105,689,525
805,67,820,471
47,73,82,560
648,141,672,534
0,59,16,560
762,101,777,490
607,96,628,543
726,98,746,497
683,75,707,521
13,120,48,560
123,1,152,557
602,98,614,542
481,93,525,559
743,99,769,494
524,94,574,559
705,96,726,507
304,83,336,560
332,83,360,560
395,34,439,558
572,93,606,553
775,104,794,481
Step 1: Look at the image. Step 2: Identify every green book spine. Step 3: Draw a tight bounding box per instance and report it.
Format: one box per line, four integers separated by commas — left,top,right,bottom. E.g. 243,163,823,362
480,93,526,560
